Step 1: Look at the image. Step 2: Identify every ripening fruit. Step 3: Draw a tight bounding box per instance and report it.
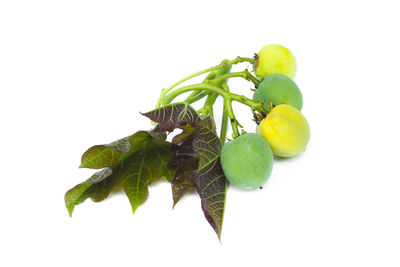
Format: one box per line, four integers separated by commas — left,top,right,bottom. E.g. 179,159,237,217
253,73,303,112
259,104,310,157
255,44,297,79
221,133,273,190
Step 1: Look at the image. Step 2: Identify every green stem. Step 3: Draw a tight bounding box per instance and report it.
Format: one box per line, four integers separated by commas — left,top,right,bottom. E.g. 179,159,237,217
161,83,264,112
202,93,217,117
225,98,240,138
185,90,202,101
183,70,218,102
156,57,255,108
184,91,210,104
220,83,230,145
184,70,259,109
210,70,260,87
198,59,232,117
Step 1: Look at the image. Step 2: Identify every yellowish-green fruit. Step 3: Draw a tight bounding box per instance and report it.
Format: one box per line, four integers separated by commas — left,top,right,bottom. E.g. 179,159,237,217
255,44,297,79
259,104,310,157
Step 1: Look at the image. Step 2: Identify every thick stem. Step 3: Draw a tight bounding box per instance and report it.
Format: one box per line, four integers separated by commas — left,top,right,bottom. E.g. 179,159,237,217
156,57,255,107
220,83,230,145
161,83,264,112
184,91,210,104
183,70,218,102
210,70,260,87
225,98,240,138
198,59,232,117
202,93,217,117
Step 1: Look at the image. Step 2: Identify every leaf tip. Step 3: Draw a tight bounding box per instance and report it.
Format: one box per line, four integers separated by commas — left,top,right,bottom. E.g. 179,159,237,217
66,203,74,217
65,190,76,217
68,209,73,217
131,205,138,215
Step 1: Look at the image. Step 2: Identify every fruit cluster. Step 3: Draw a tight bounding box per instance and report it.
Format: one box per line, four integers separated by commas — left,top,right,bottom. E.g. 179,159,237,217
221,45,310,189
65,44,310,239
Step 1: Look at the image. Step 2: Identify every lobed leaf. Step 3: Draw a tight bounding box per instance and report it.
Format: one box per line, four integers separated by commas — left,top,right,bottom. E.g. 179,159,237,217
65,131,175,216
68,103,228,239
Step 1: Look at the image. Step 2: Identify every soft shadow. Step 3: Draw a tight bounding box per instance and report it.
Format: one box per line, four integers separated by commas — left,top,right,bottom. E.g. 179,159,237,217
105,178,171,200
273,155,300,162
105,186,125,200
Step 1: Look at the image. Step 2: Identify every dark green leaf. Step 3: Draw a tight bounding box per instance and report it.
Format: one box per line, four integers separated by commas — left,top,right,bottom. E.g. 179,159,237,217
65,168,113,216
79,137,131,169
192,117,228,239
141,103,201,132
65,131,175,216
148,131,168,141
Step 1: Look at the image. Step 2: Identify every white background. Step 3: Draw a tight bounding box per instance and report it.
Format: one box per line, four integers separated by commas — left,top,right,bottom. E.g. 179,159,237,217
1,0,400,266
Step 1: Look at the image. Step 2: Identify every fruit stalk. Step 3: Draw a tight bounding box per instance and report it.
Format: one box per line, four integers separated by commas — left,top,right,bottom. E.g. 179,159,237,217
198,60,232,117
219,83,230,144
155,57,255,108
160,83,265,113
184,91,210,104
210,70,260,88
224,97,240,138
183,63,226,103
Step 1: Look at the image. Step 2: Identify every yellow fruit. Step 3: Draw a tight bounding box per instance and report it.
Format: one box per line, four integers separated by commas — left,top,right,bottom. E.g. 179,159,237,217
255,44,297,79
259,104,310,157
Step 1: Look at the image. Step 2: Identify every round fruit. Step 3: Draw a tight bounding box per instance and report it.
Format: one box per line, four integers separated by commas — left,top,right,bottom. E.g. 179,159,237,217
259,104,310,157
220,133,273,190
255,44,297,79
253,73,303,112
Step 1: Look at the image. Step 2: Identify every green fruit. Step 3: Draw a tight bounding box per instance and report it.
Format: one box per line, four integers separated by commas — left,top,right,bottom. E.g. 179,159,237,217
253,73,303,112
220,133,273,190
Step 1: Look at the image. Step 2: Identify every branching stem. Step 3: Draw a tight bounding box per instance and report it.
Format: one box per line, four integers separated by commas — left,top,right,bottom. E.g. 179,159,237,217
156,57,255,108
161,83,264,113
210,70,260,87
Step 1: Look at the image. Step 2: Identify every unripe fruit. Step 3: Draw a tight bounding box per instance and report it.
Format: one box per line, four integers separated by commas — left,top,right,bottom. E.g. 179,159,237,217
253,73,303,112
259,104,310,157
255,44,297,79
220,133,273,190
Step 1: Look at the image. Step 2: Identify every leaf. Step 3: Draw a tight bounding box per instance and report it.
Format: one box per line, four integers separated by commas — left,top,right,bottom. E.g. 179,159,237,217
65,168,113,216
79,137,131,169
169,128,199,166
141,103,201,132
192,117,228,239
171,157,198,207
172,125,196,145
68,104,228,239
65,131,175,216
148,131,168,141
159,109,228,238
